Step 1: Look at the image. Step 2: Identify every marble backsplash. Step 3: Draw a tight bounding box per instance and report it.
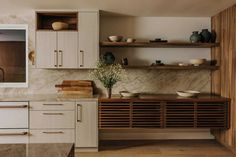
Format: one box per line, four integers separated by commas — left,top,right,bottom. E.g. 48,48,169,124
0,14,211,95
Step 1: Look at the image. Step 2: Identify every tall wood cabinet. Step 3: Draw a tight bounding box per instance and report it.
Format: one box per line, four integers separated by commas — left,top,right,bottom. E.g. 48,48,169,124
36,11,99,69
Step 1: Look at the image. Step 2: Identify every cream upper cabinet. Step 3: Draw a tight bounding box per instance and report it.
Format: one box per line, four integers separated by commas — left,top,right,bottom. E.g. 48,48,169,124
57,32,78,68
76,101,98,148
36,31,78,69
78,11,99,69
36,31,57,68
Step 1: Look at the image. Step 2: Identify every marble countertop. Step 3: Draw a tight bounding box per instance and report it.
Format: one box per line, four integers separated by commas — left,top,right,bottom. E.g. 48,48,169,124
0,94,98,102
0,143,74,157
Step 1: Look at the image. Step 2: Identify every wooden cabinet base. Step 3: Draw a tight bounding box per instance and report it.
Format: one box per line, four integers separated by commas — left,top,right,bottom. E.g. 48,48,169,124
99,95,230,129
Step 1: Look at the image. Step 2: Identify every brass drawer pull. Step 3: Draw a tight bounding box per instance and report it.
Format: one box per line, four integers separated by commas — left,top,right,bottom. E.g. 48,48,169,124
0,132,28,136
77,104,82,122
42,131,64,134
43,104,63,106
0,105,28,109
43,113,63,115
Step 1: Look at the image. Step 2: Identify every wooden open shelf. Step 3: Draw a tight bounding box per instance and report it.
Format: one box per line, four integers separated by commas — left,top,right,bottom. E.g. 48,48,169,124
36,12,78,30
123,65,219,70
100,41,220,48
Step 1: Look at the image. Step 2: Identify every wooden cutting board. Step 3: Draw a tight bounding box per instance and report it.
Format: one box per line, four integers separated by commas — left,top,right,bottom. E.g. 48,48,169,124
60,90,93,96
62,80,92,86
60,87,93,91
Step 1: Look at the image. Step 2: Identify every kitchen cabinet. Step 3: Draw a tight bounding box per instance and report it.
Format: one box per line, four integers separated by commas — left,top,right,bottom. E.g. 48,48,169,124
76,101,98,148
78,11,99,68
36,10,99,69
99,95,230,129
29,101,75,143
36,31,78,68
0,102,29,143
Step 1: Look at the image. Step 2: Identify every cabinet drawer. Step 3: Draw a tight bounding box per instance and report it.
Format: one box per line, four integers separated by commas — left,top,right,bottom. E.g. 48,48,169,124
30,101,75,111
0,129,29,144
30,111,75,129
0,102,28,129
29,129,74,143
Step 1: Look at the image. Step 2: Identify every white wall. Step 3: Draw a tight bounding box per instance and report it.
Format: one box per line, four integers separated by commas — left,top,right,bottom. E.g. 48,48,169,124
100,16,211,65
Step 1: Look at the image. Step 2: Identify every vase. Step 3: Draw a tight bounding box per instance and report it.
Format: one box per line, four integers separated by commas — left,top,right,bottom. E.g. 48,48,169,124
211,30,217,43
190,31,201,43
200,29,211,43
103,52,115,64
106,88,112,98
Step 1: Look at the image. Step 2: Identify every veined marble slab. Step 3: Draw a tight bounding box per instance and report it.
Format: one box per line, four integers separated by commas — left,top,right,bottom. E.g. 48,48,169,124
0,143,74,157
0,94,98,102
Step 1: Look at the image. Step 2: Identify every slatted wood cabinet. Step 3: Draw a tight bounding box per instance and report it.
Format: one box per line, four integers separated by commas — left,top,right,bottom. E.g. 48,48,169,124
99,95,230,129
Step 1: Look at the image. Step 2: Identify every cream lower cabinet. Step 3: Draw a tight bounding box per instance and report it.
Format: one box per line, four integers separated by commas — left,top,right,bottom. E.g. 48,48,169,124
29,101,75,143
0,102,29,143
78,11,99,69
76,101,98,149
36,31,78,69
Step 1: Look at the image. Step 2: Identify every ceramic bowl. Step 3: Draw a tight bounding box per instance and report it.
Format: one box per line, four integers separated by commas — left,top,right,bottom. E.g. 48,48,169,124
52,22,69,31
176,90,200,97
108,36,123,42
119,91,139,97
189,59,205,66
126,38,136,43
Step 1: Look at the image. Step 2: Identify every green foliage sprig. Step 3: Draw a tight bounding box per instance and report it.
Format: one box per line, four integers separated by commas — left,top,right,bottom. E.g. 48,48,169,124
90,61,125,89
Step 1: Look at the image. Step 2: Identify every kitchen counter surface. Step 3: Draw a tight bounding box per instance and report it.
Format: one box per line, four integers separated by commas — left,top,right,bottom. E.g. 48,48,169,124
0,94,98,102
0,143,74,157
99,94,230,102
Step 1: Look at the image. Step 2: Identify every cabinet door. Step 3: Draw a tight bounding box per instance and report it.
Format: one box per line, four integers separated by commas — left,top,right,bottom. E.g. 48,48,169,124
0,129,29,144
57,32,78,68
78,11,99,68
76,101,98,148
36,31,57,68
0,102,28,129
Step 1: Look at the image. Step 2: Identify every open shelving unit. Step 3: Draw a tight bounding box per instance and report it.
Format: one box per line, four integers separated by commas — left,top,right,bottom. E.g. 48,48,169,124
123,65,219,70
100,41,220,48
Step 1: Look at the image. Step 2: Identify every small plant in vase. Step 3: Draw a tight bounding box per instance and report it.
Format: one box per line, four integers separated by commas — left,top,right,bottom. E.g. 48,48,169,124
90,61,125,98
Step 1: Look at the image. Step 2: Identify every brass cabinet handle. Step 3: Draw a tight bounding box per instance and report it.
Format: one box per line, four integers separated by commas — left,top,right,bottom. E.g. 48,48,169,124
54,50,58,67
0,132,28,136
77,104,82,122
0,105,28,109
42,113,63,115
43,104,63,106
79,50,84,67
58,50,63,67
42,131,64,134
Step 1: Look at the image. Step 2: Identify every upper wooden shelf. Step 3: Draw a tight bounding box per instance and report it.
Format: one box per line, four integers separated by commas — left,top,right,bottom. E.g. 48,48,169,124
100,42,220,48
124,65,219,70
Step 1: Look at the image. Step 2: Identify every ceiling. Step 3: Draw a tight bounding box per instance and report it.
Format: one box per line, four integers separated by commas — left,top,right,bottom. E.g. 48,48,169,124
1,0,236,16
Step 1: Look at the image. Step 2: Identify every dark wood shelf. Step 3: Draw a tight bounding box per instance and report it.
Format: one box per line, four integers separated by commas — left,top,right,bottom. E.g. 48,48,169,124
100,42,220,48
123,65,219,70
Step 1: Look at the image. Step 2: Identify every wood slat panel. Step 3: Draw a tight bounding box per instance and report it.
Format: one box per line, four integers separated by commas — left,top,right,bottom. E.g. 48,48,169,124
99,102,131,128
211,4,236,152
99,101,229,130
132,103,162,128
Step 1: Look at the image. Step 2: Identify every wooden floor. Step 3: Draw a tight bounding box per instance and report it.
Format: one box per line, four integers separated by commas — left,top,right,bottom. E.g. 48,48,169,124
76,140,236,157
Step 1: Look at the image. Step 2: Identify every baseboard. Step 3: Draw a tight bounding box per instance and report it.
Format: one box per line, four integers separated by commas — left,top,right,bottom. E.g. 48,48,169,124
75,147,98,152
99,128,215,140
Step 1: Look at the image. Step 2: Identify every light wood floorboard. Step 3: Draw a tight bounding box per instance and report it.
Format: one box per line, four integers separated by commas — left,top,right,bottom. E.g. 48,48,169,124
76,140,236,157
